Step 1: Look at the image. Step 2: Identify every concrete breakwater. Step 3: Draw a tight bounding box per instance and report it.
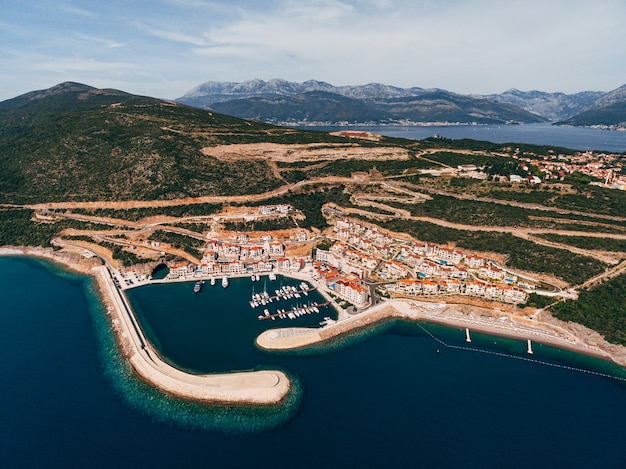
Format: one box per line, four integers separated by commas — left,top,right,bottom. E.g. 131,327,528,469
92,265,291,405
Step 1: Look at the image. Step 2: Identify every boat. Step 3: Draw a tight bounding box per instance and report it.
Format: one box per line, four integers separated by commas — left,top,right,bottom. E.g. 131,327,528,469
210,277,216,286
193,280,204,293
269,272,277,281
251,274,256,282
222,276,228,288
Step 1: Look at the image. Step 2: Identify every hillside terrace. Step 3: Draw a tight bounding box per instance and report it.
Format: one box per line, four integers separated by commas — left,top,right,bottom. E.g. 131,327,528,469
327,218,532,304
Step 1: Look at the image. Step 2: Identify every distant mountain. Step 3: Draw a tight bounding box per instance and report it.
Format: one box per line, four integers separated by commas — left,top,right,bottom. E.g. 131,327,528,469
210,91,390,124
555,84,626,129
366,90,545,124
178,78,427,108
480,88,605,121
179,79,546,125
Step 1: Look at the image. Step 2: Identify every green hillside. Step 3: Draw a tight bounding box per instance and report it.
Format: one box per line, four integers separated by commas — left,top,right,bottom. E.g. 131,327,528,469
0,82,351,203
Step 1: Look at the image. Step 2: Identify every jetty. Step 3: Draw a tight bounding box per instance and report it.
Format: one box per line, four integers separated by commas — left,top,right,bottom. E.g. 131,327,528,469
258,301,330,321
249,283,315,308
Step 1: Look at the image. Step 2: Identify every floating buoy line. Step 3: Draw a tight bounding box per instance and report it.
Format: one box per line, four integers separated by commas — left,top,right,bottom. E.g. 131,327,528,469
417,323,626,382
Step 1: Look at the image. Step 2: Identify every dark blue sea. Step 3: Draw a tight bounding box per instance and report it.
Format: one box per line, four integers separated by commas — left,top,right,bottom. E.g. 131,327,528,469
300,123,626,153
2,256,626,468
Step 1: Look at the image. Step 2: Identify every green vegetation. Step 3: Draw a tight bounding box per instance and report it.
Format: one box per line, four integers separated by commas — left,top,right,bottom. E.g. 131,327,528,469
97,241,155,268
148,230,205,258
364,216,605,285
0,209,112,247
0,85,352,203
306,156,434,178
526,293,558,309
222,217,297,232
418,136,578,156
315,239,335,251
537,234,626,253
551,274,626,345
242,186,354,229
73,203,223,221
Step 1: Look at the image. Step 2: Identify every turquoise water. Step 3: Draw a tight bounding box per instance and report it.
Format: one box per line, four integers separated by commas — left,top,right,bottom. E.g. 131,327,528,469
2,256,626,467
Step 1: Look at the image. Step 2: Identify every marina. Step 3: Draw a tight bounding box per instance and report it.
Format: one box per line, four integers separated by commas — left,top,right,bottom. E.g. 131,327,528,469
248,281,314,308
257,301,330,321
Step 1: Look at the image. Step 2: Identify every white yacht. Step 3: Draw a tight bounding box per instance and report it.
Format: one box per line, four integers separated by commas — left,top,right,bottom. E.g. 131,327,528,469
222,276,229,288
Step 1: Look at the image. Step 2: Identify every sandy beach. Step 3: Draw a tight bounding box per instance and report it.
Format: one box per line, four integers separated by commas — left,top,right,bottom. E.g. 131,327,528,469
258,299,626,366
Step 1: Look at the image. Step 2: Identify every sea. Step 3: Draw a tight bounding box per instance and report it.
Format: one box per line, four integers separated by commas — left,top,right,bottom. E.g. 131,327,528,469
3,257,626,468
300,123,626,153
2,125,626,468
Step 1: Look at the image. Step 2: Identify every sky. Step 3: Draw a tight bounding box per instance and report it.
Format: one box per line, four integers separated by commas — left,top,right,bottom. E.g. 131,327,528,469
1,0,625,102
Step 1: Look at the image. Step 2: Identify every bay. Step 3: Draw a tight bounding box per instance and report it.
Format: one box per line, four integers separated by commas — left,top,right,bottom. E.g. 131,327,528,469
2,256,626,468
299,123,626,153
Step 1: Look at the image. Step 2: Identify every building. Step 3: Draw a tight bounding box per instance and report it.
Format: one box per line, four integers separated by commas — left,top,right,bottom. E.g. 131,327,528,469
333,280,369,307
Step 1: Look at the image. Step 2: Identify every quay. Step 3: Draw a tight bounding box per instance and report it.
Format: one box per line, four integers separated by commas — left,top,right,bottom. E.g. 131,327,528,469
93,265,291,405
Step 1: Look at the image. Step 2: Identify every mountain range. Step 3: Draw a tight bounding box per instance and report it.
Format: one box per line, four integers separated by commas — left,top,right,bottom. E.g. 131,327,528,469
177,79,626,128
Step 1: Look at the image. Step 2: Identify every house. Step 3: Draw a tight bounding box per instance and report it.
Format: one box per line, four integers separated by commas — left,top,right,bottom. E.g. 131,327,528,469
465,254,484,268
479,264,505,281
222,260,244,274
396,279,422,295
334,280,369,307
201,262,221,275
267,242,285,258
168,263,194,279
465,280,486,296
276,257,291,271
503,286,527,303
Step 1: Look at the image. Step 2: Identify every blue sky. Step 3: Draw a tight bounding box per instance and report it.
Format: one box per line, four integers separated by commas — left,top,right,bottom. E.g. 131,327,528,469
1,0,625,101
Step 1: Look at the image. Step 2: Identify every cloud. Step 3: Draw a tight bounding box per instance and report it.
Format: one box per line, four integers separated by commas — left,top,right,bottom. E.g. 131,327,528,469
60,4,98,19
1,0,626,101
75,33,125,49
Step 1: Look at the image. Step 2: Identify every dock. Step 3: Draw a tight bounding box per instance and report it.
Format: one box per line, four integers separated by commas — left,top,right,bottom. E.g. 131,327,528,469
258,301,330,321
527,339,534,354
465,328,472,343
249,283,315,308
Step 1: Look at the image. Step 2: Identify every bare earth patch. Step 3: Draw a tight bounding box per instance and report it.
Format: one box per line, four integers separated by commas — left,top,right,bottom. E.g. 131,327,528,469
201,142,410,162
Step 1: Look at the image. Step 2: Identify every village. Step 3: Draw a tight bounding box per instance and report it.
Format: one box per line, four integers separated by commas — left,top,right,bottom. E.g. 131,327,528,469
162,205,536,311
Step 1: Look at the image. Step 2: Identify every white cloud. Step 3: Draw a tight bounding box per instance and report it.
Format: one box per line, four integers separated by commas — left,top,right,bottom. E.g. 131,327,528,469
1,0,626,100
75,33,125,49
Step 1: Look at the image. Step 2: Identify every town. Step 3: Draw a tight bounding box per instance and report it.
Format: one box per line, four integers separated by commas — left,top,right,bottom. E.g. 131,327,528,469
155,205,538,311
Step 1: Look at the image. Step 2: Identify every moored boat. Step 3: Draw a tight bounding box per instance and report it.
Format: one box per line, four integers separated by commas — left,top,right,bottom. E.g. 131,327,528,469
222,276,228,288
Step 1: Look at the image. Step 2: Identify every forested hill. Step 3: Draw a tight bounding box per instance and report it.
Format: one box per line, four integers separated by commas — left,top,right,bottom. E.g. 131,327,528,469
0,82,356,204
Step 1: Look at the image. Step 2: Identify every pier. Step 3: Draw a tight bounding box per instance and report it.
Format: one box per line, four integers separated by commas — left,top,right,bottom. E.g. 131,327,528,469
465,328,471,343
258,301,330,321
527,339,534,354
249,283,315,308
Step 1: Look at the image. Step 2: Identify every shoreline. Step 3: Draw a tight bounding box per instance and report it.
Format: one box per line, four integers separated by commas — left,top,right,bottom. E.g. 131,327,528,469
3,246,626,408
258,299,626,367
0,246,291,405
